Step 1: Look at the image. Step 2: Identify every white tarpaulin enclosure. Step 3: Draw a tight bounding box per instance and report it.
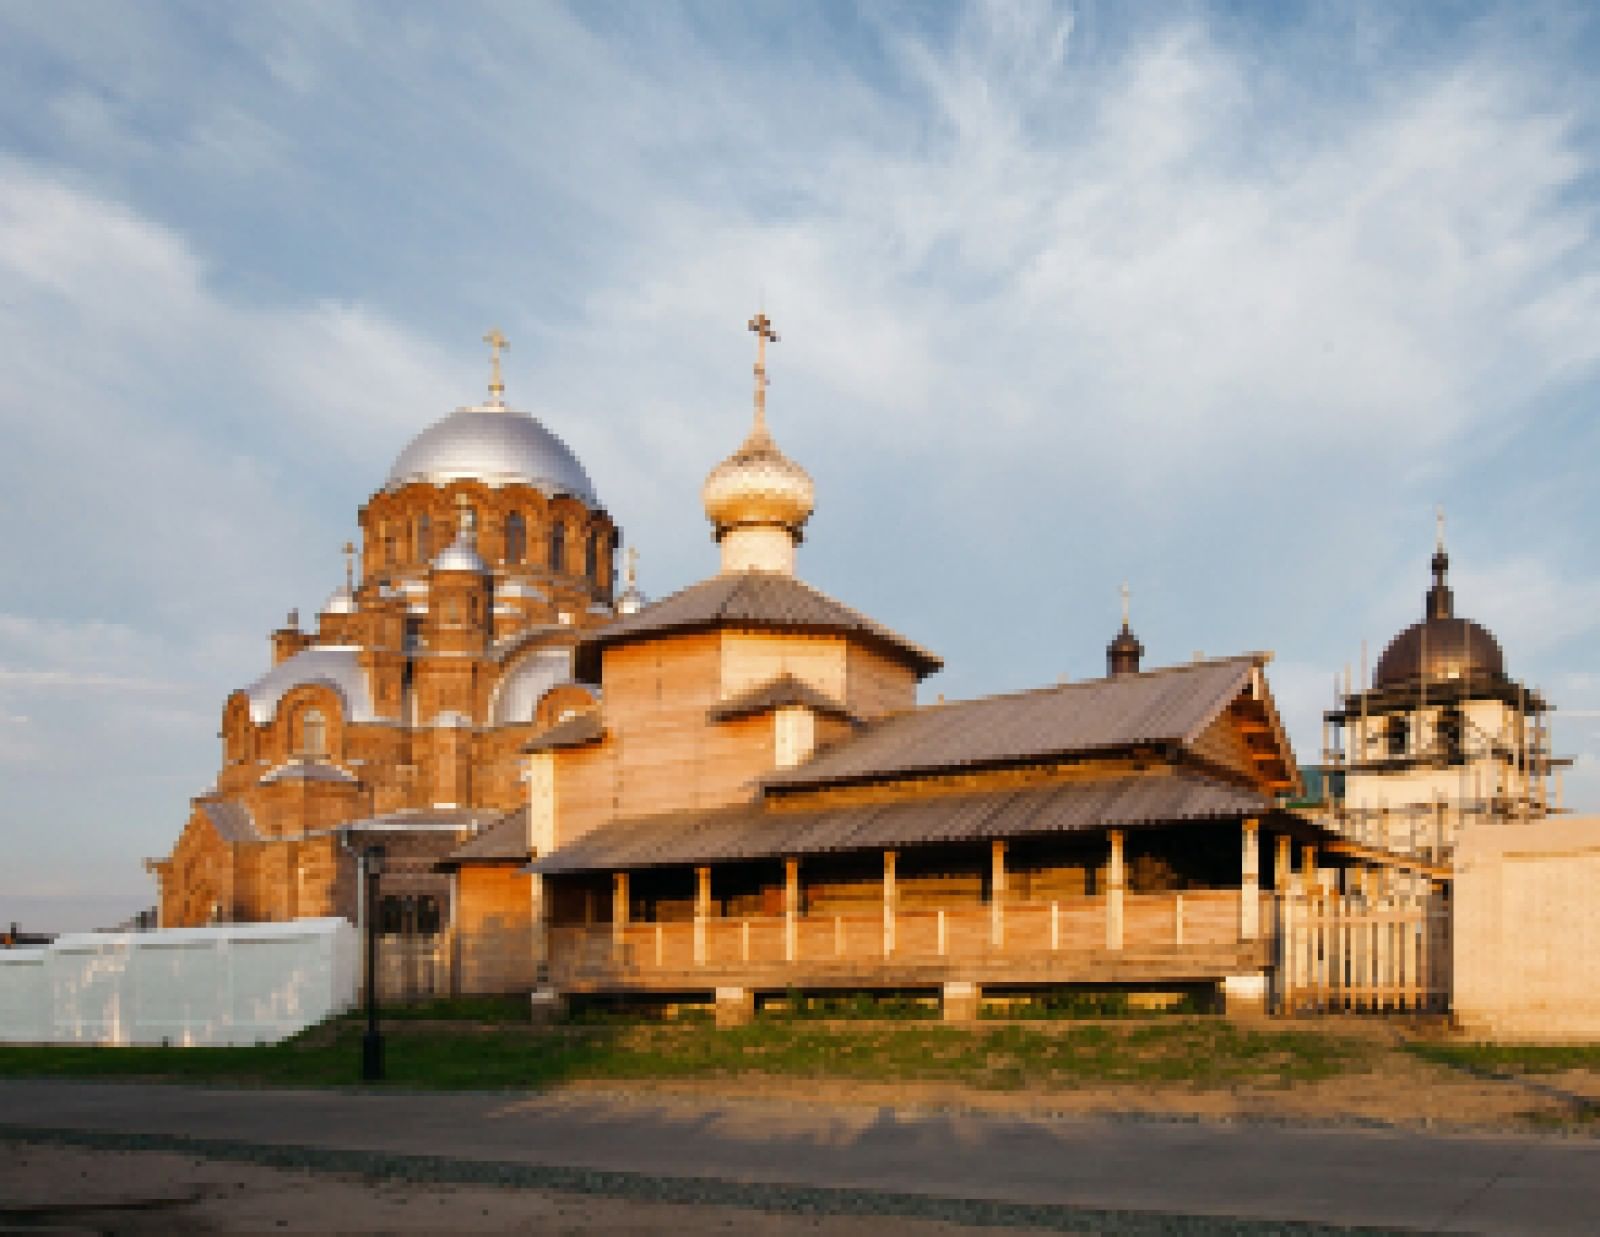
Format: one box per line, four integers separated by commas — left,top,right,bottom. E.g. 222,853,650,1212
0,918,357,1046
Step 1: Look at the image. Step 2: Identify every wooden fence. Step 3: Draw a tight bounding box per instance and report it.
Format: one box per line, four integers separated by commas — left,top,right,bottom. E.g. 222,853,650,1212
1276,892,1451,1013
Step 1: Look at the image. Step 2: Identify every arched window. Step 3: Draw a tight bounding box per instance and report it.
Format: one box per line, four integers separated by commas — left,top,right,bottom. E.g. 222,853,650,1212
549,520,566,573
505,512,525,565
416,514,432,561
301,708,327,758
585,529,600,581
379,894,441,937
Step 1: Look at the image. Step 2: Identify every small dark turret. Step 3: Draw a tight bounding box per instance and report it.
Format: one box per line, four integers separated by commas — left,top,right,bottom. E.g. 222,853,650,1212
1427,544,1453,620
1107,583,1143,676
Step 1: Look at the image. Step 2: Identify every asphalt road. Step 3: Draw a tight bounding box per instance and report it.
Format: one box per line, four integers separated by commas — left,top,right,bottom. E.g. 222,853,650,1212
1,1080,1596,1233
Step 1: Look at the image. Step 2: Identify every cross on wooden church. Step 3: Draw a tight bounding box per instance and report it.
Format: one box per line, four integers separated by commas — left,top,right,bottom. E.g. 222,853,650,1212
484,327,509,406
748,312,778,427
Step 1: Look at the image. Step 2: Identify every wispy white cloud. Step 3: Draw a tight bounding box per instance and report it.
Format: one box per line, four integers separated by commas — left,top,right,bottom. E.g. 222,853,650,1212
0,670,180,693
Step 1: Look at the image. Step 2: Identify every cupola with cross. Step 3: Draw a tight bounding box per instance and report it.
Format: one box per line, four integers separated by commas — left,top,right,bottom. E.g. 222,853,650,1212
1107,583,1144,677
701,312,816,576
357,328,620,635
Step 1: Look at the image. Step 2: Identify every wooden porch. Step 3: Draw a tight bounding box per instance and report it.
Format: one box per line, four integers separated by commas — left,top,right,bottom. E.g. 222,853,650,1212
548,889,1272,994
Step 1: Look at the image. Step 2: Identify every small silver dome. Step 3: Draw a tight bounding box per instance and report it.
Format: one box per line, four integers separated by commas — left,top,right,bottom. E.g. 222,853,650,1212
323,585,356,615
244,647,383,724
432,539,488,574
431,502,490,575
386,407,599,505
489,647,577,726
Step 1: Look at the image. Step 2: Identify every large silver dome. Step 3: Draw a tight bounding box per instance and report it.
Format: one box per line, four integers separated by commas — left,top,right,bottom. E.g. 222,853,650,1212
386,408,599,505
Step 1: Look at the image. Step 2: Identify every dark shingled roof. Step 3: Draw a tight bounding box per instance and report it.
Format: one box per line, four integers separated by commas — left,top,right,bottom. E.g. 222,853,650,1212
200,800,259,844
577,571,942,678
707,674,857,724
533,771,1272,874
761,656,1262,791
439,808,531,868
520,711,604,754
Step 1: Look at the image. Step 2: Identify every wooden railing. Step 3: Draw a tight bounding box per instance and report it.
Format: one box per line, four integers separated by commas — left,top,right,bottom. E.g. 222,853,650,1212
549,889,1261,987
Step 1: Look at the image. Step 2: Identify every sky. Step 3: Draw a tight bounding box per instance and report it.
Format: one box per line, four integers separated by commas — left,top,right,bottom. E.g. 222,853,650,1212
2,0,1599,932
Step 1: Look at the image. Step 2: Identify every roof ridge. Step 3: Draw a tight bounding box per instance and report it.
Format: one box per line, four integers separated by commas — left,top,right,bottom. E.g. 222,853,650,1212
876,653,1260,720
579,569,942,676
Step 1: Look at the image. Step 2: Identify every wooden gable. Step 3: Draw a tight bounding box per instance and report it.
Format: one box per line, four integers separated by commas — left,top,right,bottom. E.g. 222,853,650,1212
1184,668,1300,798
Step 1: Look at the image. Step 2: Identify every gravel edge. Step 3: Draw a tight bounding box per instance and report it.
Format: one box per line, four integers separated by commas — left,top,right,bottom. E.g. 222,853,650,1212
0,1123,1400,1236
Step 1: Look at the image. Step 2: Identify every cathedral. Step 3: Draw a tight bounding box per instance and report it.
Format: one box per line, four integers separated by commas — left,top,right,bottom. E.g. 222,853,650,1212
150,332,619,988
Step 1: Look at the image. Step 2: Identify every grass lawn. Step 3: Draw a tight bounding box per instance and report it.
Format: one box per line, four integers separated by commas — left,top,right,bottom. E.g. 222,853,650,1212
0,1012,1370,1092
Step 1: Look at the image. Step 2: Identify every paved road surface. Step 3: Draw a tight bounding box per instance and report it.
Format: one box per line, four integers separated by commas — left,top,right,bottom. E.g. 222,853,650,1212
1,1080,1596,1232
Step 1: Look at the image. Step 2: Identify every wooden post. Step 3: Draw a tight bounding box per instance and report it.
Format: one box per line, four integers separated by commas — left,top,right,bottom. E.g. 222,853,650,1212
694,865,710,966
1107,829,1125,950
937,908,947,956
1175,892,1185,946
1301,844,1318,895
883,850,897,957
1240,818,1260,941
1275,835,1293,894
1050,901,1060,951
447,869,461,997
784,856,799,963
990,839,1007,949
741,919,750,963
611,872,629,949
654,921,663,967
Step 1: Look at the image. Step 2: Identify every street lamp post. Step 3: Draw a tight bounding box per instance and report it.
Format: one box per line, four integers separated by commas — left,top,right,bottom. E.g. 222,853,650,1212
362,844,386,1082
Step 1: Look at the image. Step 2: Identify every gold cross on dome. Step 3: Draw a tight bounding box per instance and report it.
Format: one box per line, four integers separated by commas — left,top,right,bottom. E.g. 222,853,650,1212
483,327,509,406
748,312,779,429
1120,582,1131,628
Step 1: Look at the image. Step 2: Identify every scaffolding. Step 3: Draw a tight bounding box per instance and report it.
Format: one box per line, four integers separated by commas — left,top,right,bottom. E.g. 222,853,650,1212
1314,669,1570,865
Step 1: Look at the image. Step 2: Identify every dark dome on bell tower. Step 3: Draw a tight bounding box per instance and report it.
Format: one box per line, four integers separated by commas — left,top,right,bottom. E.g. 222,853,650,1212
1372,515,1505,690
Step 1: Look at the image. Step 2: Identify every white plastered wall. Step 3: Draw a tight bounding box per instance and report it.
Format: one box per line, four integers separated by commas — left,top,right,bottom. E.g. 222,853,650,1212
1454,817,1600,1042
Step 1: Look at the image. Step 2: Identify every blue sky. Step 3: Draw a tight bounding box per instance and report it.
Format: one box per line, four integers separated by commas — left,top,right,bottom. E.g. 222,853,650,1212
3,1,1599,931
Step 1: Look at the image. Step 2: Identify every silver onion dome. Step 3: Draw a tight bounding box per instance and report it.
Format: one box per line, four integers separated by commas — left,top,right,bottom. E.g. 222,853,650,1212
386,407,600,506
